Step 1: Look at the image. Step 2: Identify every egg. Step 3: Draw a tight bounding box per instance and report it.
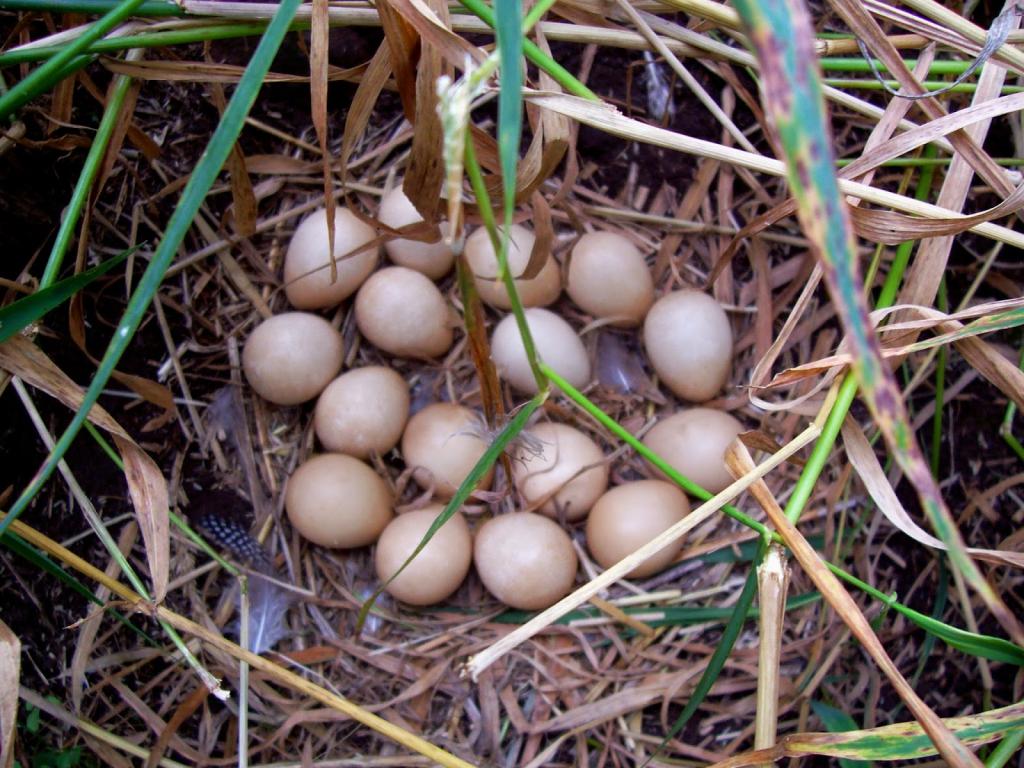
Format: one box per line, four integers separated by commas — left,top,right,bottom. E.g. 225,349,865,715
285,454,393,548
314,366,409,457
642,408,744,493
378,184,455,279
354,266,454,359
643,290,733,402
512,422,608,521
585,480,690,578
401,402,494,499
491,308,590,394
242,312,344,405
567,231,654,327
284,207,379,309
473,512,577,610
374,505,472,605
464,224,561,309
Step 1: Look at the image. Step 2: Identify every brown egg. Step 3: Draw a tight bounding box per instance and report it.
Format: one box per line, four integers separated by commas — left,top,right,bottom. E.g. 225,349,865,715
586,480,690,578
378,185,455,279
567,231,654,327
474,513,578,610
491,308,590,394
512,422,608,521
401,403,494,499
354,267,454,359
285,454,393,548
642,408,744,493
284,207,379,309
375,505,472,605
314,366,409,457
242,312,344,405
464,224,561,309
643,290,733,402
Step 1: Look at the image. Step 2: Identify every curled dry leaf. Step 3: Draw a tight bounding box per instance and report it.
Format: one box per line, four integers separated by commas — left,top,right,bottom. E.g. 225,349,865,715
841,419,1024,569
0,335,169,602
0,619,18,768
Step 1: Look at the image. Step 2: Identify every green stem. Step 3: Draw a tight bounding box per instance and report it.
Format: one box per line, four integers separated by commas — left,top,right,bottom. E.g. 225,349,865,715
40,60,136,289
820,57,984,75
0,0,147,120
463,135,547,391
0,0,179,13
457,0,599,100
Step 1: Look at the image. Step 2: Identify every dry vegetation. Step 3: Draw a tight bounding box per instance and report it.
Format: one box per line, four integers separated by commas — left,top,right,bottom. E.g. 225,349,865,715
1,0,1023,766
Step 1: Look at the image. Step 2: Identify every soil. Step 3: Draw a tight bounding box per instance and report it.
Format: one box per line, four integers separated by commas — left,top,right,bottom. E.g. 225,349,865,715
2,11,1023,768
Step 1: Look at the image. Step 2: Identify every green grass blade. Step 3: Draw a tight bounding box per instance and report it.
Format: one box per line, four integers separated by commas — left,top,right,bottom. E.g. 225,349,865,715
457,0,599,100
357,390,547,628
787,701,1024,761
0,0,147,120
0,529,155,645
0,0,179,13
39,60,138,289
0,0,303,543
0,249,132,342
495,590,822,627
810,700,872,768
730,0,1024,651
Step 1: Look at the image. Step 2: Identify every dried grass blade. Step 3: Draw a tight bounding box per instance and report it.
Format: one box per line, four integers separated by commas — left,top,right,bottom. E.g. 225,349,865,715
310,0,336,276
465,422,820,681
1,517,474,768
0,619,18,768
403,0,446,221
732,0,1024,668
725,442,980,768
0,335,170,603
525,92,1024,249
842,419,1024,568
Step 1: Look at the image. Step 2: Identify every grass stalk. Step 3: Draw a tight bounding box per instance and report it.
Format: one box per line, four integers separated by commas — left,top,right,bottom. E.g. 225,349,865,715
754,545,790,756
0,0,302,543
0,0,147,120
39,53,138,289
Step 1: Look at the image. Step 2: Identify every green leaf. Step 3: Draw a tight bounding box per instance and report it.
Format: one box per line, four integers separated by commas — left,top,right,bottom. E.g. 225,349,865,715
811,700,872,768
494,0,524,234
0,250,132,342
0,0,303,543
0,0,148,120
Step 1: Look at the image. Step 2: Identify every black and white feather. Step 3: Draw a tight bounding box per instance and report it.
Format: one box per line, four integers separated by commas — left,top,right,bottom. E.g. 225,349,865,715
197,512,293,654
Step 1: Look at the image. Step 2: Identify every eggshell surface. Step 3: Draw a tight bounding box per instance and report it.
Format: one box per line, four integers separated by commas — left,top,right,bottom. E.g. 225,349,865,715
401,403,494,499
464,224,561,309
491,308,590,394
474,513,577,610
355,267,454,359
586,480,690,577
375,505,472,605
567,231,654,326
314,366,409,457
285,454,393,548
642,408,743,493
643,291,732,402
512,422,608,521
242,312,344,405
378,185,455,279
284,207,379,309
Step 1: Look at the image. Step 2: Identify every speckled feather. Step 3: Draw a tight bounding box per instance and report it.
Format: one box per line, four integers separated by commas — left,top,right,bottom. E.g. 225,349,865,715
197,512,274,573
197,512,292,653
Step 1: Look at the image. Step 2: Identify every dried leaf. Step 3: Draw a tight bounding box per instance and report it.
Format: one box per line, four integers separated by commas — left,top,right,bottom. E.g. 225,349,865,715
0,336,169,602
311,0,336,277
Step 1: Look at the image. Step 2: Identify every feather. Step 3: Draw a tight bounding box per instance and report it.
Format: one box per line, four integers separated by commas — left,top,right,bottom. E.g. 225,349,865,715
239,573,294,655
197,512,294,653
